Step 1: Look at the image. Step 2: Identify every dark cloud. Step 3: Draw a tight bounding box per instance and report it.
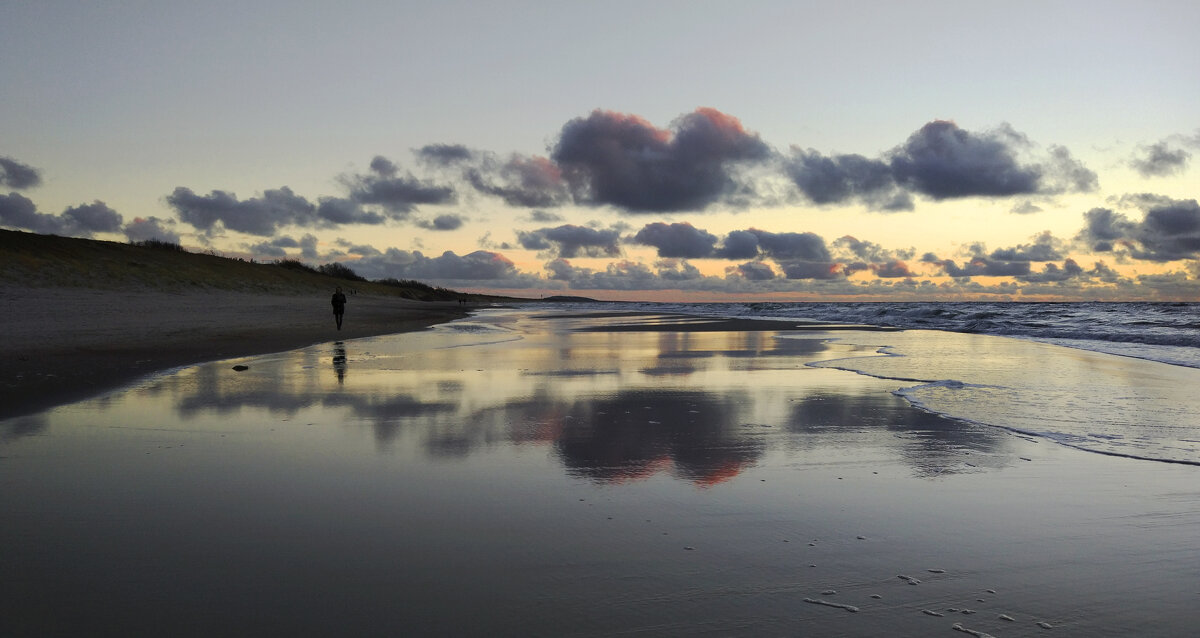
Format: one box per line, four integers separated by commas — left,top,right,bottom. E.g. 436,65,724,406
1129,141,1191,177
416,144,475,166
545,258,579,281
988,231,1063,262
734,261,776,281
1135,199,1200,261
166,186,316,236
0,157,42,190
344,247,521,281
417,214,466,231
748,229,830,261
342,160,456,214
655,259,703,281
779,261,846,280
632,222,718,258
61,201,123,235
889,121,1041,199
782,121,1092,207
0,194,123,237
516,224,620,258
784,149,912,211
871,260,913,278
123,216,180,244
315,197,386,225
1077,207,1135,252
465,155,569,207
551,107,771,213
247,234,320,259
0,192,47,231
1019,259,1084,283
714,229,761,259
832,235,913,263
1077,197,1200,261
934,257,1032,278
369,155,399,177
247,239,289,258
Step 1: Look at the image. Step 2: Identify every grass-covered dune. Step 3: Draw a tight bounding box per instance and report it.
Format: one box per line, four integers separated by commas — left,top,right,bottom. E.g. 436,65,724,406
0,229,506,301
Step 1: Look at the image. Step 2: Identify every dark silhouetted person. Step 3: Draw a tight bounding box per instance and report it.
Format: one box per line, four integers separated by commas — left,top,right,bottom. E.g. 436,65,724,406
331,286,347,330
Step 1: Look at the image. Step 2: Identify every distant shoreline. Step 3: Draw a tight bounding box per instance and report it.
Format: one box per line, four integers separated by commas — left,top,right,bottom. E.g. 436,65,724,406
0,285,471,420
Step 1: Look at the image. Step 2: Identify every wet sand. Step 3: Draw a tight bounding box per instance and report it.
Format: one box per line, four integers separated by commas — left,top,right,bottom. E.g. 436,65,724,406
2,308,1198,636
0,285,469,419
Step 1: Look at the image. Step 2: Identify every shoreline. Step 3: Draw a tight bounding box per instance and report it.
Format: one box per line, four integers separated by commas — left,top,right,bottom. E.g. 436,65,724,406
0,286,472,420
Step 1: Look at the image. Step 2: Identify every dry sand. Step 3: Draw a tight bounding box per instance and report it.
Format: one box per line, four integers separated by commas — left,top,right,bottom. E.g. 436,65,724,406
0,285,469,419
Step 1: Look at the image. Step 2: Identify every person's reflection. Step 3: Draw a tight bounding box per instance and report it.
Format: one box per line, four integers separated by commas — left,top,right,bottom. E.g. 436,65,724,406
332,342,347,384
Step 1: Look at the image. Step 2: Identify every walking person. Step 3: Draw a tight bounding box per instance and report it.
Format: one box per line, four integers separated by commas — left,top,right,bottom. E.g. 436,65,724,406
331,286,347,330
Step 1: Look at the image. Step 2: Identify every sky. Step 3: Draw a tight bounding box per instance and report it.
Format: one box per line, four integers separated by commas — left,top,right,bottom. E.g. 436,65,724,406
2,0,1198,301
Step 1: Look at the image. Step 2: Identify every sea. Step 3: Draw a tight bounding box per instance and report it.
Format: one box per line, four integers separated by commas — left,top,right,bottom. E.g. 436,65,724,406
526,300,1200,369
517,300,1200,466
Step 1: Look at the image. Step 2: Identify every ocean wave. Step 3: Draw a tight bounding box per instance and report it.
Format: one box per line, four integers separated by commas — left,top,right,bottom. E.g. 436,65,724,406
519,300,1200,369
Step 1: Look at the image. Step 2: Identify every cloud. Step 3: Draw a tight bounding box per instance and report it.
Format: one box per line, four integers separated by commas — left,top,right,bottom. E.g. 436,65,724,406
748,229,831,261
1077,207,1136,252
889,121,1042,199
1011,200,1043,214
1134,199,1200,261
60,201,123,235
733,261,776,281
342,158,456,214
417,214,466,231
655,259,703,281
0,157,42,190
632,222,718,258
246,237,292,258
369,155,399,177
166,186,316,236
933,257,1033,278
714,229,761,259
551,107,771,212
0,194,123,237
871,260,913,278
315,197,386,225
0,192,47,231
988,231,1064,262
1042,145,1099,194
1077,197,1200,261
416,144,475,167
1129,140,1192,177
344,247,522,281
528,210,563,223
784,149,912,211
780,261,846,280
1018,259,1084,283
516,224,621,258
832,235,914,263
783,121,1094,208
123,216,180,244
465,154,570,207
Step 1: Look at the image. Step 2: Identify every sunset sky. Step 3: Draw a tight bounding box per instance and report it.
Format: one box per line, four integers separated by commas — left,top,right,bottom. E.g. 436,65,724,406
2,1,1198,301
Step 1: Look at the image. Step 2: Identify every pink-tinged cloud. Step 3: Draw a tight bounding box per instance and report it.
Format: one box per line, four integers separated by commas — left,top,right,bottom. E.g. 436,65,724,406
551,107,771,212
871,260,913,278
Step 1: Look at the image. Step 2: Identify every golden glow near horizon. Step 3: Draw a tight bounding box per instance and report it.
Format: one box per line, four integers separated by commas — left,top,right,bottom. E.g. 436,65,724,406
2,2,1198,301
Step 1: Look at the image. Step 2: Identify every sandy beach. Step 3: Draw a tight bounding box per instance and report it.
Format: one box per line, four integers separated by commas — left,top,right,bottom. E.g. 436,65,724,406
2,307,1198,636
0,285,469,420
